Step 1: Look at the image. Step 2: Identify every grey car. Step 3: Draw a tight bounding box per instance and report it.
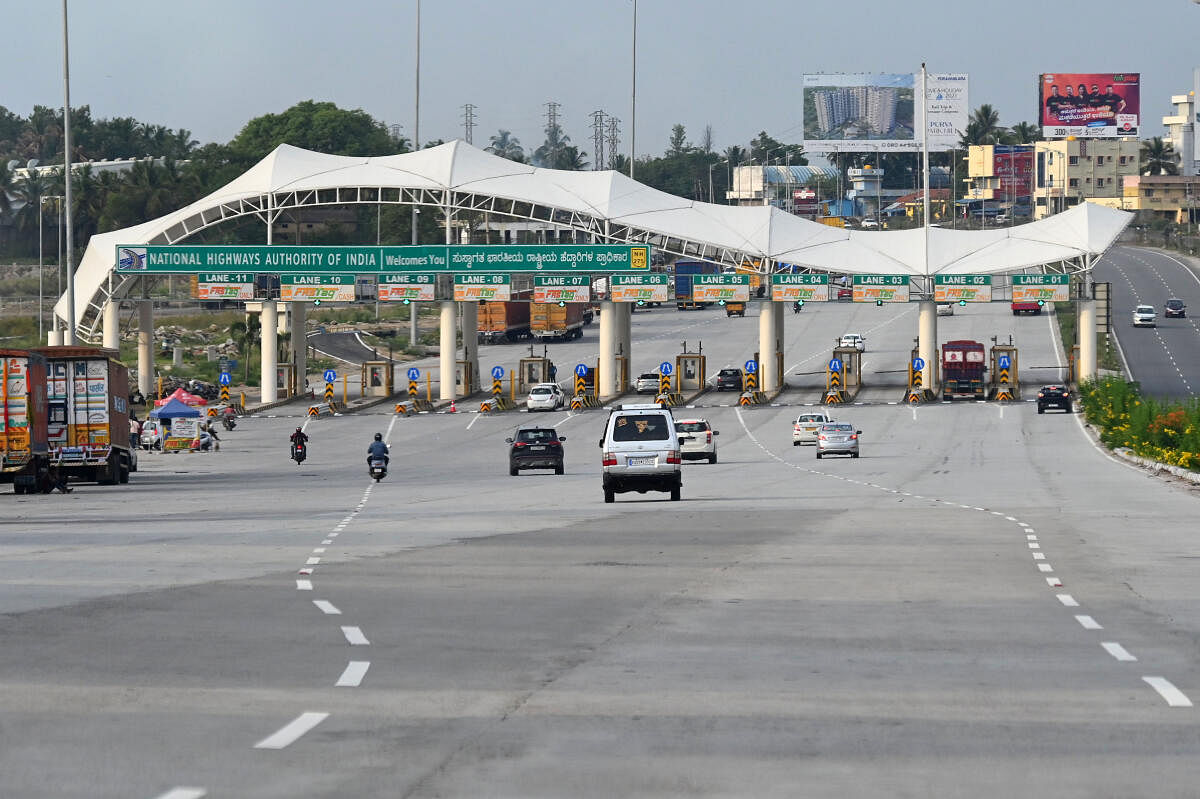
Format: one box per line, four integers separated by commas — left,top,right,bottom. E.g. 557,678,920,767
815,422,860,459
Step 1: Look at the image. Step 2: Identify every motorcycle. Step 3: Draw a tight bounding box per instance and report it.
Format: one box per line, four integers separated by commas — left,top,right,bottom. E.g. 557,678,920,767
292,440,307,464
792,301,802,314
368,457,388,482
221,415,236,431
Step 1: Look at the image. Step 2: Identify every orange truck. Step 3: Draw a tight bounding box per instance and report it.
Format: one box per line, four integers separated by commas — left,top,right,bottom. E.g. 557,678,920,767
34,346,135,485
478,300,531,343
530,302,586,341
1,349,51,494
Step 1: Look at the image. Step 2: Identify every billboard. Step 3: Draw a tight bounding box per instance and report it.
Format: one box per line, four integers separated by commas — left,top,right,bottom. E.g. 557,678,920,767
993,146,1034,199
803,73,967,152
691,274,750,303
196,273,255,300
280,274,357,303
610,273,669,303
1039,73,1139,138
454,273,511,302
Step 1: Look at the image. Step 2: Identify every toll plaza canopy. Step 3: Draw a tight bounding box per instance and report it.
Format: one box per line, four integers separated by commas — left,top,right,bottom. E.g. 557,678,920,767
59,139,1132,339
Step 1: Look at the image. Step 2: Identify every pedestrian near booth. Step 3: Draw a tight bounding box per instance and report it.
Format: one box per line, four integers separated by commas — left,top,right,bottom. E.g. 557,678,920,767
129,415,143,450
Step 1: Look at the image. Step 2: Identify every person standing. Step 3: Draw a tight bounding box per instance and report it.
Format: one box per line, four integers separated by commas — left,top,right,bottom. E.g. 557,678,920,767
129,415,143,450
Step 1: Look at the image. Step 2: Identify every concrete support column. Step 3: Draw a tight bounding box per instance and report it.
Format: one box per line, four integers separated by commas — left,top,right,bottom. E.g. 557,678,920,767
618,303,633,392
1078,299,1097,383
461,301,479,393
439,301,457,402
598,301,618,399
918,300,938,390
758,302,777,393
102,299,120,351
47,329,63,346
260,301,278,405
289,301,307,396
772,301,785,391
137,300,154,397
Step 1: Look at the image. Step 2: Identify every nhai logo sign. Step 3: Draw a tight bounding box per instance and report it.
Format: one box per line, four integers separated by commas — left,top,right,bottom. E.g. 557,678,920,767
117,247,147,270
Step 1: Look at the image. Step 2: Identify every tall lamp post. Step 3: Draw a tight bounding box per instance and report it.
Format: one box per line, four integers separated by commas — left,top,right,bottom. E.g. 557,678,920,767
708,159,728,203
409,0,421,347
38,195,63,341
630,0,637,180
61,0,76,344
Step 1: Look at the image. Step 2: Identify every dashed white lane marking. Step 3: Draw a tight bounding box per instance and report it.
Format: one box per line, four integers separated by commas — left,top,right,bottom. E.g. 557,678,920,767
1005,516,1017,521
1033,553,1046,560
313,600,341,615
1102,642,1138,662
305,557,321,566
313,548,326,554
296,580,313,591
1027,534,1038,541
1057,594,1079,607
336,661,371,687
154,789,207,799
1076,615,1103,630
1143,677,1194,707
253,712,330,749
1028,542,1041,549
1046,577,1063,587
328,533,338,538
341,626,370,646
1037,563,1054,572
321,539,332,545
1018,522,1030,528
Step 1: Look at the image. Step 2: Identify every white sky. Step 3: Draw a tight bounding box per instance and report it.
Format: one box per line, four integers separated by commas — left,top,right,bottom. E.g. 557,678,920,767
6,0,1197,161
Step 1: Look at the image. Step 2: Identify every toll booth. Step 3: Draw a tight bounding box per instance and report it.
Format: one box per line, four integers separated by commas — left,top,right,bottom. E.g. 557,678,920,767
989,344,1019,401
906,345,938,402
456,360,475,395
361,361,394,398
675,353,706,393
275,364,294,399
519,357,552,394
825,346,862,403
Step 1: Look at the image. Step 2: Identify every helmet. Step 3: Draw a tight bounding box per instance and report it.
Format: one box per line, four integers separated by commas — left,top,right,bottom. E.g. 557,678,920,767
296,427,302,433
374,433,382,441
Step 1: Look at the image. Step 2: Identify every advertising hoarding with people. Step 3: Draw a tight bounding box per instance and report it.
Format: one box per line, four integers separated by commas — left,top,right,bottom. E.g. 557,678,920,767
1039,73,1139,138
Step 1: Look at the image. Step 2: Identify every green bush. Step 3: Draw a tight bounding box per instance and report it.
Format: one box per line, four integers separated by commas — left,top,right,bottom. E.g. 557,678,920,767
1079,377,1200,470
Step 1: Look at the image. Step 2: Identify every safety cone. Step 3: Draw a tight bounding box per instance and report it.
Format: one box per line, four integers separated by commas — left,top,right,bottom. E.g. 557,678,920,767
449,399,457,413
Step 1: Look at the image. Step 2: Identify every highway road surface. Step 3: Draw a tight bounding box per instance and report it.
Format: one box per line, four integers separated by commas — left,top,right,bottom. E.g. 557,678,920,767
2,300,1197,798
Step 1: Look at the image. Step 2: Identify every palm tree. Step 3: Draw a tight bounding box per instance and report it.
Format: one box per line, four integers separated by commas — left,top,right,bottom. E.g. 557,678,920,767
486,130,524,162
962,104,1004,146
1141,137,1178,176
554,146,588,171
1006,121,1039,144
230,314,261,382
533,124,570,168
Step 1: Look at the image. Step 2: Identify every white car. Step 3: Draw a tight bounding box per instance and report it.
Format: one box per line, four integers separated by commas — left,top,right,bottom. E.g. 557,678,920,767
635,372,661,394
792,411,834,446
838,333,866,352
525,383,565,411
937,303,955,316
860,219,880,229
1133,304,1157,328
600,404,682,503
675,418,718,464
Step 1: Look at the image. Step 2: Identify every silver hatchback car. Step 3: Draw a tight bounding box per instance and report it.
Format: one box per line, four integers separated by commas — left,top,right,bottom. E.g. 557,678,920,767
815,422,861,459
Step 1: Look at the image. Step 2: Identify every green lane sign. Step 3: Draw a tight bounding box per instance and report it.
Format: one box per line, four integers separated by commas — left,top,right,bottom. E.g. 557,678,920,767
379,273,437,302
852,274,910,303
533,274,591,303
117,244,651,274
692,273,750,303
610,272,669,303
934,274,992,303
454,273,511,301
280,274,357,302
771,273,829,302
1012,273,1070,303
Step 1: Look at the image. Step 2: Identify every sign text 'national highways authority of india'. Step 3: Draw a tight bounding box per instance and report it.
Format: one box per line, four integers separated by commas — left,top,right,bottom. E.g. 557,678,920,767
117,245,651,274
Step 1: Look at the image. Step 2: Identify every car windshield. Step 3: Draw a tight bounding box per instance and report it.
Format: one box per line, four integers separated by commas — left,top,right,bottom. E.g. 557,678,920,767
719,369,739,376
611,414,670,441
822,423,853,432
1167,300,1183,308
797,414,826,423
639,373,657,380
531,387,552,396
1136,306,1154,313
517,429,556,443
675,421,708,433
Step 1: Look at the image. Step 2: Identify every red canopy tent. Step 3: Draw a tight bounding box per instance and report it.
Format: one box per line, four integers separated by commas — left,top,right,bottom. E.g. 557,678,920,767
153,387,209,407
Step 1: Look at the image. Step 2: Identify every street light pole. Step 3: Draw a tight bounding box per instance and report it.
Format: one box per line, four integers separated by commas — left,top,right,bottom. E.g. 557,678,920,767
38,195,44,340
62,0,76,344
630,0,637,180
410,0,421,348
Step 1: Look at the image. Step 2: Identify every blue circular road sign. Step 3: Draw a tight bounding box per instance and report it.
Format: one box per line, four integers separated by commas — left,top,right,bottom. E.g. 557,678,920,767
218,372,232,386
913,357,925,371
323,369,337,383
406,367,421,381
491,365,505,380
574,363,589,378
998,355,1011,369
744,359,758,374
659,361,673,376
829,358,844,373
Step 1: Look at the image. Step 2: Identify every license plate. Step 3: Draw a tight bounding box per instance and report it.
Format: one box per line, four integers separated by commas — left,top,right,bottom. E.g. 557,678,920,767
627,456,655,466
530,445,545,451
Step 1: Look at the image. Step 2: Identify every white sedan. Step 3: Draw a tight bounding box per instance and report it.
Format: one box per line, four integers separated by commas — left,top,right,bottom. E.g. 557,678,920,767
838,333,866,352
525,383,565,411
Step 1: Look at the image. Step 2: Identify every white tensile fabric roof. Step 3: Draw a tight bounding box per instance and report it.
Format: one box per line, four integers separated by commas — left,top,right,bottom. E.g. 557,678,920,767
59,140,1132,327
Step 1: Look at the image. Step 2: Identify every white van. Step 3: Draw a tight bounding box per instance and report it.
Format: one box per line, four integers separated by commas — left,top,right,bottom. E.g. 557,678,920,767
599,404,682,503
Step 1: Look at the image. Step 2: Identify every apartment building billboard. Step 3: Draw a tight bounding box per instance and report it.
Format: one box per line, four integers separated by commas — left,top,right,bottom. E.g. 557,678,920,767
1039,73,1139,138
803,73,965,152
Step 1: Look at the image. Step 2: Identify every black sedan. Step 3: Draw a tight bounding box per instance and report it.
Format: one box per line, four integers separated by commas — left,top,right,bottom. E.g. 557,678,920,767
506,425,566,475
715,368,743,391
1037,385,1073,414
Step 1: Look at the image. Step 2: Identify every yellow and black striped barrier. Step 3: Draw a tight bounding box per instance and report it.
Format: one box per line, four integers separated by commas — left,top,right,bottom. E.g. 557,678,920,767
206,407,217,417
395,402,412,416
574,375,588,395
219,385,230,403
655,392,684,408
480,397,516,413
824,390,845,405
659,373,672,394
324,382,334,402
569,394,601,411
738,391,766,406
743,371,757,392
492,378,503,397
408,380,419,398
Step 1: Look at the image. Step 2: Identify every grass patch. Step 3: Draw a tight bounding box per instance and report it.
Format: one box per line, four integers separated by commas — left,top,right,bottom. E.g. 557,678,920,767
1080,377,1200,471
1053,302,1122,375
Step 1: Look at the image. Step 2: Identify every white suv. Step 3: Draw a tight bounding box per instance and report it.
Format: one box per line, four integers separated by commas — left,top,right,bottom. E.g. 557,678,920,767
1132,305,1157,328
599,404,682,503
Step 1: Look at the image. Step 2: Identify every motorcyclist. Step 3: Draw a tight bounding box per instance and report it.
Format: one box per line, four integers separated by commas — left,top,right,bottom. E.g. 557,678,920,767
367,432,389,467
792,300,802,313
290,426,309,458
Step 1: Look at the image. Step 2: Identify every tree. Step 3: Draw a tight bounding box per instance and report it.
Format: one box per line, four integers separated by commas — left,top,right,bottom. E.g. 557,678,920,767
961,104,1004,146
723,145,746,166
486,130,525,162
666,124,692,158
533,118,571,168
230,314,261,382
553,145,588,171
748,131,805,165
230,100,396,159
1006,121,1039,144
699,125,714,155
1141,137,1178,176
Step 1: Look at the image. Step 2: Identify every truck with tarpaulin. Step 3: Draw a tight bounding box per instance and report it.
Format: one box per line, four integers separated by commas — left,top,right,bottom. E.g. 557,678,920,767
941,340,987,401
530,302,586,340
34,346,135,486
1,349,51,494
673,261,720,310
478,299,532,343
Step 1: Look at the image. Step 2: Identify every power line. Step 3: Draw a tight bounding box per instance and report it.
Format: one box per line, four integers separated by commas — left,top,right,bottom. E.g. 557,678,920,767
590,110,606,171
461,103,476,144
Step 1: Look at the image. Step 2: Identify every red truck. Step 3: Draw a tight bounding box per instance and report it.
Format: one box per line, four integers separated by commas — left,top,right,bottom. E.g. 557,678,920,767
1011,300,1042,316
941,340,987,401
1,349,51,493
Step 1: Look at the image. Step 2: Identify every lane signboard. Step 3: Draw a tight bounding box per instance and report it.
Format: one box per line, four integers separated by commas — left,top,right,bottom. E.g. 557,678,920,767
454,273,511,302
1012,274,1070,303
196,272,255,300
771,273,829,302
380,246,450,271
852,274,910,303
934,274,992,303
610,272,669,303
378,273,437,302
533,274,591,303
280,274,356,302
692,273,751,303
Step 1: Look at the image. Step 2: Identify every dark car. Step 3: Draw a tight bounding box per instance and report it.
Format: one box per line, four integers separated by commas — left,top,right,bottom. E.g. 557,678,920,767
506,425,566,475
715,368,743,391
1037,384,1073,414
1165,298,1187,318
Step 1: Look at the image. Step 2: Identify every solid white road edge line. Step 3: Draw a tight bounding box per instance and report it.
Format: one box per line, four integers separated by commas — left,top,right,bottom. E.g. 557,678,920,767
1102,642,1138,661
153,789,207,799
341,626,370,645
253,711,330,750
313,600,341,615
1142,676,1194,707
336,661,371,687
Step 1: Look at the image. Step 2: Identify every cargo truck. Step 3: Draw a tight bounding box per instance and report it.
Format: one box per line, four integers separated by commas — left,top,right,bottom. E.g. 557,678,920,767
736,261,766,298
35,346,135,485
941,340,987,401
530,302,586,340
674,261,719,310
478,299,532,343
1011,300,1042,315
1,349,51,494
